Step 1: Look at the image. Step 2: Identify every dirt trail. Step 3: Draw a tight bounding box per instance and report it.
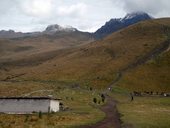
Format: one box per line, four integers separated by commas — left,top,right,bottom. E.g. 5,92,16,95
81,37,170,128
107,39,170,91
81,96,121,128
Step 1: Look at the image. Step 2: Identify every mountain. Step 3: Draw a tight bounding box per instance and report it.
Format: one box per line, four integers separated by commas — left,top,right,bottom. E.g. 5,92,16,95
0,30,22,38
0,24,94,68
0,12,152,39
44,24,77,34
0,24,79,39
94,12,152,38
0,30,41,39
0,18,170,91
0,30,25,38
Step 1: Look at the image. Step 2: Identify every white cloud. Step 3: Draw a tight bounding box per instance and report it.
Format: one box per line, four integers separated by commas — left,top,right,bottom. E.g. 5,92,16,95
57,3,87,17
121,0,170,17
20,0,53,17
0,0,170,32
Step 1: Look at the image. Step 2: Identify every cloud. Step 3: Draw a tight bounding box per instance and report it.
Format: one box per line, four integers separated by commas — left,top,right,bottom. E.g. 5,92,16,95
57,3,87,18
0,0,170,32
0,0,18,15
19,0,53,17
120,0,170,17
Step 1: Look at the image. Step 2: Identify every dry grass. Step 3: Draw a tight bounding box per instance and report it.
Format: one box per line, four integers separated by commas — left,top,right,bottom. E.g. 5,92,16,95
0,18,170,127
3,18,169,90
116,45,170,91
110,87,170,128
0,81,105,128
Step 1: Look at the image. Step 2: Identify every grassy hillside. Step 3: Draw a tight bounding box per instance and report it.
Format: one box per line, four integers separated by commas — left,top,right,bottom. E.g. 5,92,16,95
0,18,170,91
0,18,170,128
116,47,170,91
0,31,93,65
115,19,170,91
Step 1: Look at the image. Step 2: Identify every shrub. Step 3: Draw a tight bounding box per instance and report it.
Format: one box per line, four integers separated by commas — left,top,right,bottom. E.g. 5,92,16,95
93,98,97,104
98,100,101,104
39,111,42,119
101,94,105,103
24,115,29,122
90,87,93,91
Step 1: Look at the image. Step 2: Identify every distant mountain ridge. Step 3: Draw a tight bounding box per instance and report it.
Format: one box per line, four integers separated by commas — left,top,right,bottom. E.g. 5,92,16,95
0,30,41,39
94,12,153,38
0,12,152,39
0,24,79,39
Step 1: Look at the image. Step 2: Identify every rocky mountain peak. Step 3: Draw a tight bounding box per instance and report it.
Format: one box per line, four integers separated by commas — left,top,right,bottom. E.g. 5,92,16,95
44,24,77,33
94,11,153,38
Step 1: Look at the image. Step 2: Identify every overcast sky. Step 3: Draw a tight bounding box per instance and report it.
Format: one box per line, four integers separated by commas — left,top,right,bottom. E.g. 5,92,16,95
0,0,170,32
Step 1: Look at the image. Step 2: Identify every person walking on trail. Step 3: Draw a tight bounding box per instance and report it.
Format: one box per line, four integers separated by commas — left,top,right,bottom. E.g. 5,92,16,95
130,92,134,101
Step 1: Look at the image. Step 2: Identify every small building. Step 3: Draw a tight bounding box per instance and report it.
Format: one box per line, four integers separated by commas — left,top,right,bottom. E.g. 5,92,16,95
0,97,61,114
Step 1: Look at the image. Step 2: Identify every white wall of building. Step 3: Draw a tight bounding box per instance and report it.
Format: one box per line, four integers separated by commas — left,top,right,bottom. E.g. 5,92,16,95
50,100,60,112
0,99,51,114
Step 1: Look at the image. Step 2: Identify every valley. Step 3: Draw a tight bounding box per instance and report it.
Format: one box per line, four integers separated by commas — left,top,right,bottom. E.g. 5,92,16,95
0,12,170,128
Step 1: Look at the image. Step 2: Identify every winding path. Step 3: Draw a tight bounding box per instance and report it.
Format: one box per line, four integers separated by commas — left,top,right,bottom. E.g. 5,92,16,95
80,37,170,128
81,96,121,128
107,39,170,91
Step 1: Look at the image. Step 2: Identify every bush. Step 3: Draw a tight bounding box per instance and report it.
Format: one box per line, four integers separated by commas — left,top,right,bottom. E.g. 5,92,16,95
93,98,97,104
102,97,105,103
101,94,105,103
39,111,42,119
24,115,29,122
98,100,101,104
90,87,93,91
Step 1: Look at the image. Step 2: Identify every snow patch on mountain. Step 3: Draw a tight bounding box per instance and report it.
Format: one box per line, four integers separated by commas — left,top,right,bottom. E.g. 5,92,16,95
44,24,77,33
94,11,153,38
120,12,153,22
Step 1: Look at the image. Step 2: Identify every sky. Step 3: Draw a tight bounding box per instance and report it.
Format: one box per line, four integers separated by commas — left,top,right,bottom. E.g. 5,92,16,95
0,0,170,32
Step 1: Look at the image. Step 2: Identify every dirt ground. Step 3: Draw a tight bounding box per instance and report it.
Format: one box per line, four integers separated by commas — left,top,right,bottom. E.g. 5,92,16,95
80,96,121,128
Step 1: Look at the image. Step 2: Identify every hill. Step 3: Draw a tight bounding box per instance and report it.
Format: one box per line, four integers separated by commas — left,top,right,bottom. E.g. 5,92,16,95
0,30,93,67
0,18,170,91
